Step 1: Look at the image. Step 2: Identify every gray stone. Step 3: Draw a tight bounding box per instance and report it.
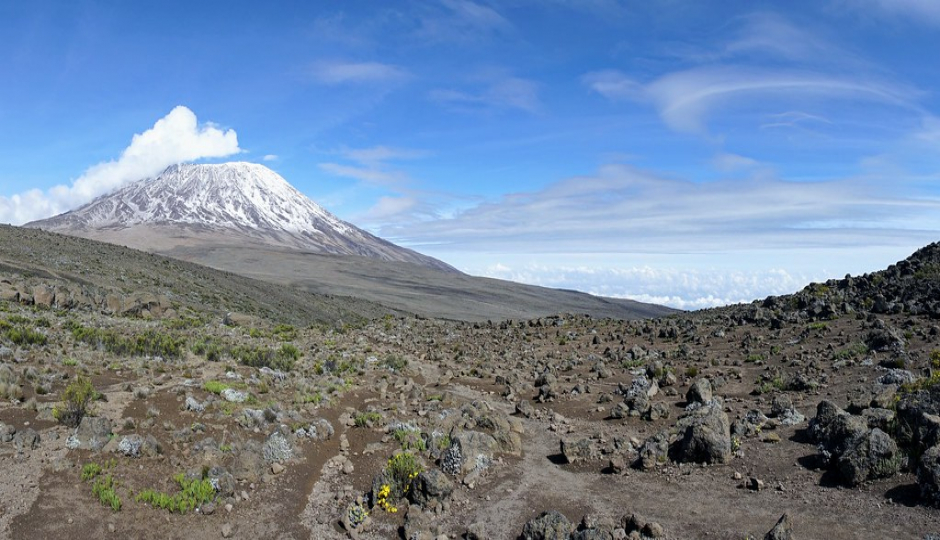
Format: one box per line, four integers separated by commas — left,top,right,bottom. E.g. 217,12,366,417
221,388,248,403
561,438,597,464
184,396,205,413
672,401,732,464
522,510,574,540
686,378,713,404
13,428,39,452
66,416,112,451
0,422,15,443
408,469,455,506
763,513,793,540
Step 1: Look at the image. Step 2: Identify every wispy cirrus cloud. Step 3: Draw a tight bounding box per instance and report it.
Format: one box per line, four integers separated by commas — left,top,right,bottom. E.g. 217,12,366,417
379,163,940,254
318,145,428,189
430,76,540,113
415,0,514,43
311,61,409,85
585,66,919,135
852,0,940,26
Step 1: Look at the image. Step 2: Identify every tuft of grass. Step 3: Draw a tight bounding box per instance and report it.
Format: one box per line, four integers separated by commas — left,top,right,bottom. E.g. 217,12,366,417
92,475,122,511
202,380,229,395
393,427,427,451
135,473,216,514
81,462,103,481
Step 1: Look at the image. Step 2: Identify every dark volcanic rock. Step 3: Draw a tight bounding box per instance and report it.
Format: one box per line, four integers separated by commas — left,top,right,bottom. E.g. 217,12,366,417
671,401,732,464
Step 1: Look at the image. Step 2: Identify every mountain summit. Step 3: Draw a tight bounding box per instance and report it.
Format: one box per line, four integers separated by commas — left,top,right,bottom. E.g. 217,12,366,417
27,162,455,272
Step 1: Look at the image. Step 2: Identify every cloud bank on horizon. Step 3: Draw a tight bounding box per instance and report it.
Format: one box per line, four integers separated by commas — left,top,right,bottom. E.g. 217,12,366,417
1,1,939,309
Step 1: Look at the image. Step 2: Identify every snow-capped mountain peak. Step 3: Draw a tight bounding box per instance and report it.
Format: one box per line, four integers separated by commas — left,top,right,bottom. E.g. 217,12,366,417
26,162,454,272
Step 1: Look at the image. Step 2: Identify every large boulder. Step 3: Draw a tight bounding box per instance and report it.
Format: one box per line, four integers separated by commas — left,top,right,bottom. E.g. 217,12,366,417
809,400,902,485
919,444,940,507
836,428,902,486
561,438,597,465
522,510,574,540
441,430,497,476
408,469,455,507
66,416,112,451
896,383,940,451
671,401,732,464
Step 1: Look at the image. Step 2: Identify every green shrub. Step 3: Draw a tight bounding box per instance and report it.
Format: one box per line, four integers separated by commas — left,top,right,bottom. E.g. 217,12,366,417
272,324,297,340
230,343,297,371
191,337,224,362
68,323,185,359
384,451,423,500
354,411,382,427
383,354,407,371
53,375,96,427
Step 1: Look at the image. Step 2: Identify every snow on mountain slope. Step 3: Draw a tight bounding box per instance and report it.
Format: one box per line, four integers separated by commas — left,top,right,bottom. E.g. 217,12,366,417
26,162,456,272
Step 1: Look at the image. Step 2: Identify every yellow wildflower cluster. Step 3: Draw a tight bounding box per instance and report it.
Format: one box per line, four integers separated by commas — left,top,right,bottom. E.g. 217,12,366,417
376,484,397,513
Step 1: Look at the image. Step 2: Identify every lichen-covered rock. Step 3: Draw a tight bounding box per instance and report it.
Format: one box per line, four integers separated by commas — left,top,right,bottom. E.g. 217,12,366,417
522,510,574,540
66,416,112,451
634,431,670,470
441,430,497,476
13,428,39,453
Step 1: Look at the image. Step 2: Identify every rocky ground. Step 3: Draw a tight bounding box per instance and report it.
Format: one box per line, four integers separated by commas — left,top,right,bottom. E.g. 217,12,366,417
2,243,940,539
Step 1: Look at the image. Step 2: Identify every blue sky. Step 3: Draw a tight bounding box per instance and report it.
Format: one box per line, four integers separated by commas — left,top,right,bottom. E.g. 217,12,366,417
2,1,940,308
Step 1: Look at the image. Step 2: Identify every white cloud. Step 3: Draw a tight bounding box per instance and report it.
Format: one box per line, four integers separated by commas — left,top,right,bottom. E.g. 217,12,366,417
311,61,408,85
0,106,240,225
430,76,540,113
476,262,823,309
263,154,279,161
581,70,643,101
711,152,759,172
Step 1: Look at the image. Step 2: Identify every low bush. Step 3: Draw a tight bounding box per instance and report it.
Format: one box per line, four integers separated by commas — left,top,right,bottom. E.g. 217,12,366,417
53,375,97,427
